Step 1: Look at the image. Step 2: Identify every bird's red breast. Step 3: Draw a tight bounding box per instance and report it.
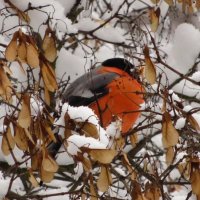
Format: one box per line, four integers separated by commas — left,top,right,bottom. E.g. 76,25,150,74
89,66,144,134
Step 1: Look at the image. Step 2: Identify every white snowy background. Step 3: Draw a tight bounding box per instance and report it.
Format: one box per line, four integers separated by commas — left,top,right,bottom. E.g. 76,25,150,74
0,0,200,199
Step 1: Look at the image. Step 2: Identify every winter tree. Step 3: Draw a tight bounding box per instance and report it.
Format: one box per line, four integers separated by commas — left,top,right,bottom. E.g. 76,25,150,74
0,0,200,199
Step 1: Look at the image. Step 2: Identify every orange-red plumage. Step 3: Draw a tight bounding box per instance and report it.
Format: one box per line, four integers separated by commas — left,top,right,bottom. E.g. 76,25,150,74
89,66,144,134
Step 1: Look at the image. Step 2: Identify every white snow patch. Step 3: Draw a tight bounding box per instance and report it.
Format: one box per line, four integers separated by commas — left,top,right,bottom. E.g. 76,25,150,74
39,187,70,200
175,118,186,130
115,167,127,177
163,23,200,84
190,71,200,82
106,121,122,138
56,0,75,14
56,48,89,83
170,23,200,70
183,105,193,112
67,134,107,155
0,172,9,198
74,18,125,43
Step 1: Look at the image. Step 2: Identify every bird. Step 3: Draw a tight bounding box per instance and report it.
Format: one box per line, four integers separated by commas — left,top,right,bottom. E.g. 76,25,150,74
63,58,144,133
48,58,144,155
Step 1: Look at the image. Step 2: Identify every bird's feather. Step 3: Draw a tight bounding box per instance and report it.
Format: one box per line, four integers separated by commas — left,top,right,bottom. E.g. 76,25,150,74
63,67,119,106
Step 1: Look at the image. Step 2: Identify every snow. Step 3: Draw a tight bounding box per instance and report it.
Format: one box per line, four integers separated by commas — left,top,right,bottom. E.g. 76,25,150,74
74,18,125,43
106,121,122,138
95,26,125,43
191,71,200,82
183,105,194,112
74,18,100,32
38,187,70,200
56,0,75,14
175,118,186,130
56,48,89,83
67,134,107,155
131,0,154,10
55,103,99,128
114,167,127,177
54,103,110,157
163,23,200,84
0,172,9,199
173,23,200,65
169,90,181,102
171,186,196,200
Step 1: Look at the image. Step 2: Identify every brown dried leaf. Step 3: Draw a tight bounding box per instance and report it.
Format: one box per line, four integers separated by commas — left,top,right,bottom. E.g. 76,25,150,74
166,147,174,165
31,150,42,171
3,65,12,75
24,128,35,144
190,168,200,195
130,170,137,181
79,122,99,139
162,112,179,148
164,0,174,6
178,162,191,179
31,154,39,171
114,136,125,150
2,127,15,155
42,29,57,62
76,152,92,172
17,42,27,62
81,193,86,200
132,181,144,200
7,0,30,23
123,152,131,166
89,174,98,200
150,0,160,3
88,149,117,164
196,0,200,9
0,67,12,101
29,170,39,187
97,165,112,192
161,95,167,113
130,133,138,147
143,46,156,85
18,94,31,129
26,43,39,68
5,40,17,62
42,121,57,143
18,10,30,23
188,115,200,132
82,157,92,172
41,62,58,92
44,85,50,106
14,124,28,151
42,153,59,172
16,60,26,75
64,128,72,139
122,153,136,180
144,182,161,200
40,166,55,183
149,8,160,32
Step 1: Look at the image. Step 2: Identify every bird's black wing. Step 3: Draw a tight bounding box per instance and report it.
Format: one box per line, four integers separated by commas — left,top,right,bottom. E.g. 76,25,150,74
62,67,119,106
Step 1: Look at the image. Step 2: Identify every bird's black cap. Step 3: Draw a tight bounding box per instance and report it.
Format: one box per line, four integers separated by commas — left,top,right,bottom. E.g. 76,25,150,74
102,58,134,75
